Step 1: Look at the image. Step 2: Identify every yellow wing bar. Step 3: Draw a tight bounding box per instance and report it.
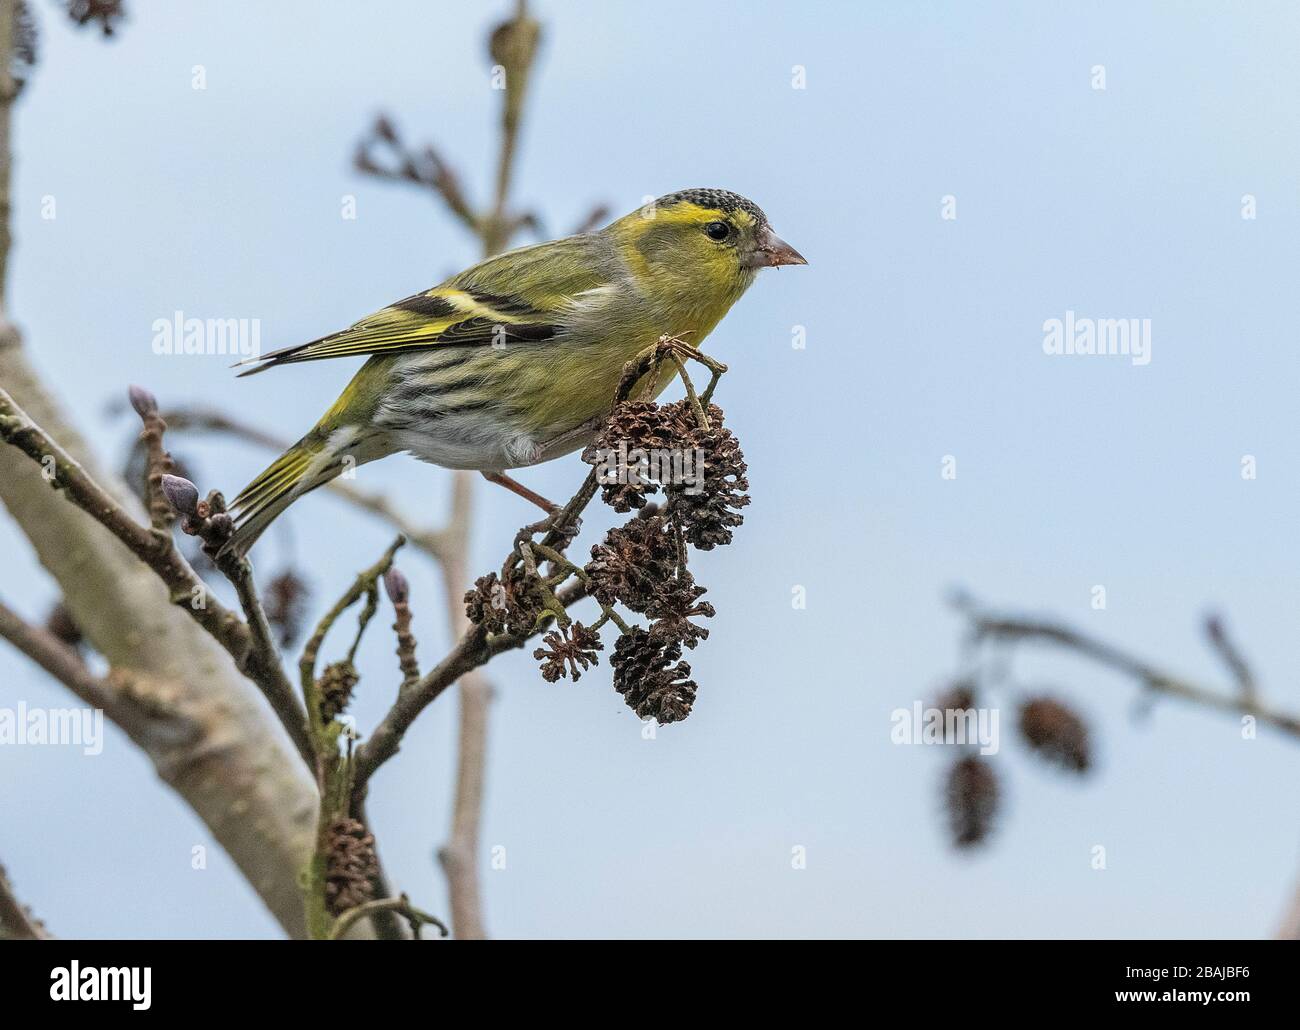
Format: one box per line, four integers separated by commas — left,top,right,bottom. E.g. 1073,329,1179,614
234,288,558,376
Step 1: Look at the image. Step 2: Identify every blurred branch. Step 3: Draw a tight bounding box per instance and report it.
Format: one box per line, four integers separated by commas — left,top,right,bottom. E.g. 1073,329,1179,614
352,0,545,941
1277,881,1300,941
0,862,47,940
0,0,13,306
570,203,610,235
953,593,1300,939
0,596,117,714
354,115,481,235
956,596,1300,737
432,463,490,938
481,0,540,255
64,0,126,37
1204,614,1257,703
433,0,541,942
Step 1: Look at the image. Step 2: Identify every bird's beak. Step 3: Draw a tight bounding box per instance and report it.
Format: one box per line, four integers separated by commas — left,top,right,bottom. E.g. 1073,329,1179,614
750,226,808,268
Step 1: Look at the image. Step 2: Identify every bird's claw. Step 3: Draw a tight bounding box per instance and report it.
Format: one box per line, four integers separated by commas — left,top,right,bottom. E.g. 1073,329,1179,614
515,506,582,548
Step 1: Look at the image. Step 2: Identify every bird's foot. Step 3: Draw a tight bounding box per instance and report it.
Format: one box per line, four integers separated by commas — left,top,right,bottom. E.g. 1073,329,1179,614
514,505,582,550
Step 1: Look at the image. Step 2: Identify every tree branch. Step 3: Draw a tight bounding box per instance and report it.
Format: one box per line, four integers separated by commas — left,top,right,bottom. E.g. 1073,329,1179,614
0,863,47,940
958,599,1300,737
327,893,448,940
0,0,325,938
425,0,542,940
0,596,118,714
352,576,589,799
0,389,313,764
954,594,1300,939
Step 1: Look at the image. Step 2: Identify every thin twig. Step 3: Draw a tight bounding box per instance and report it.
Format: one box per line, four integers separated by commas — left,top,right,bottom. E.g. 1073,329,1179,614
1204,614,1257,703
298,537,404,938
354,116,482,235
0,388,312,763
300,536,407,745
140,403,307,761
327,893,448,940
958,598,1300,737
956,594,1300,939
570,203,610,235
128,386,175,532
353,576,589,798
225,553,306,750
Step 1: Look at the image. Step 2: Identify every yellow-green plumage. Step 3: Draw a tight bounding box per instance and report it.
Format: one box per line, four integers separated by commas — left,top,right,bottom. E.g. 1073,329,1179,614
225,188,805,555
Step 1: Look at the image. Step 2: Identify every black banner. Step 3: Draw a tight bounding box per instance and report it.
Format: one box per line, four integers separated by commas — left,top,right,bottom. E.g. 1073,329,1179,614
0,940,1288,1015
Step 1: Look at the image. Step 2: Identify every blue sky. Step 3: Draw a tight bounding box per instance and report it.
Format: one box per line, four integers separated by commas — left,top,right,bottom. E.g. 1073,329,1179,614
2,0,1299,937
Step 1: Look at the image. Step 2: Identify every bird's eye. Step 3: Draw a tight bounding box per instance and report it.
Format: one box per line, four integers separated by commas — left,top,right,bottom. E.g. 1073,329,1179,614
704,221,731,241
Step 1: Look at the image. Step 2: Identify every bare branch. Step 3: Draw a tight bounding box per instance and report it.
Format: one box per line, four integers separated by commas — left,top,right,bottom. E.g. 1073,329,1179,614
423,0,541,940
0,388,312,764
570,203,611,235
328,893,448,940
0,863,47,940
955,593,1300,936
1204,613,1257,703
300,537,407,714
354,115,481,234
0,0,319,938
0,596,117,713
127,384,175,531
353,576,589,797
482,0,540,255
383,567,421,690
957,597,1300,737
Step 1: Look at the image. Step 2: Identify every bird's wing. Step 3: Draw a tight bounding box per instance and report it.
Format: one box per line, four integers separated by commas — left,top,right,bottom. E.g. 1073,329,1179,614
235,235,614,377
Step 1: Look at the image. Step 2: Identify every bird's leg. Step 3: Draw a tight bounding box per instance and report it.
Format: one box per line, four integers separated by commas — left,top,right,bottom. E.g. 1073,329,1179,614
481,470,559,514
482,470,584,550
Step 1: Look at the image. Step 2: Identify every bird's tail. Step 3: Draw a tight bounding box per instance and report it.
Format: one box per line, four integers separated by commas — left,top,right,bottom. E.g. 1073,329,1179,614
223,424,384,558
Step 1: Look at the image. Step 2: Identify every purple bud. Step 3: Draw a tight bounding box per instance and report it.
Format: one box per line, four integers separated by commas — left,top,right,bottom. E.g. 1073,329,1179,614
128,384,158,419
383,566,410,605
160,474,200,515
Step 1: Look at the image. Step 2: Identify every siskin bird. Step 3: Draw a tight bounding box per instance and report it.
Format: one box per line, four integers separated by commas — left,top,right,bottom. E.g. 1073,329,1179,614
224,188,806,556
